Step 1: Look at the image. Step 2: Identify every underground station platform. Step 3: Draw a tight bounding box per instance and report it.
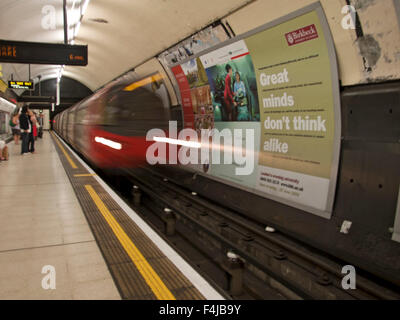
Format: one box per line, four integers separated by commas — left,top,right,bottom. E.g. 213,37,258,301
1,1,400,311
0,132,224,300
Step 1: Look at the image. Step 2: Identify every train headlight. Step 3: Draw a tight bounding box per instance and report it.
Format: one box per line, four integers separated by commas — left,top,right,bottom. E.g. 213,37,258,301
94,136,122,150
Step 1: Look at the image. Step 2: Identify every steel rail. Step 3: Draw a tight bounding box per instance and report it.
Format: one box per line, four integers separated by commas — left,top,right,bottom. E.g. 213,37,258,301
133,167,400,300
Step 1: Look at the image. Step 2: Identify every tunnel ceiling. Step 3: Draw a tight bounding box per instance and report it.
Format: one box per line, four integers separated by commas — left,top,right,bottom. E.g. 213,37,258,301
0,0,251,95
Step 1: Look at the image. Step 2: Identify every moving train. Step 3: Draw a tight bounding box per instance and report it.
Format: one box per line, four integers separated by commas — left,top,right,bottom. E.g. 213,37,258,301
54,1,400,287
54,72,172,169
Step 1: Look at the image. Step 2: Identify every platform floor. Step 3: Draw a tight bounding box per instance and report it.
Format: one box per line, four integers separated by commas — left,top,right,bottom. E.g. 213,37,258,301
0,133,121,299
0,132,222,300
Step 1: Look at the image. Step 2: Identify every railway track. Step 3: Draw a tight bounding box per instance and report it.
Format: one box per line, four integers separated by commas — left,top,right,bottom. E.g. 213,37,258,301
107,166,400,300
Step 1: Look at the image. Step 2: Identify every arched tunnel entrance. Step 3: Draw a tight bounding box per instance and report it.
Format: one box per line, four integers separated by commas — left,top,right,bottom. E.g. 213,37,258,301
19,76,92,127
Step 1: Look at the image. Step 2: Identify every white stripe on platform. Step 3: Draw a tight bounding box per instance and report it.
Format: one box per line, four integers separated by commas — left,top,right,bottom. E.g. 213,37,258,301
53,132,225,300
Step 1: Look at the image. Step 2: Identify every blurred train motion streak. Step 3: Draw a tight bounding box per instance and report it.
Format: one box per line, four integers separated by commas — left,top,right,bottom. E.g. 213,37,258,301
54,72,174,170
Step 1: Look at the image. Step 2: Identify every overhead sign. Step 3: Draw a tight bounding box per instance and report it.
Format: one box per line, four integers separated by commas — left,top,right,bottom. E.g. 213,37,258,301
169,2,341,219
8,80,33,90
0,40,88,66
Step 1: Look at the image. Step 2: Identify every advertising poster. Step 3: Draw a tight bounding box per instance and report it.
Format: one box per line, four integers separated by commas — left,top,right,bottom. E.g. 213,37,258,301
159,25,230,67
170,3,340,218
171,58,214,172
246,12,335,214
245,9,339,214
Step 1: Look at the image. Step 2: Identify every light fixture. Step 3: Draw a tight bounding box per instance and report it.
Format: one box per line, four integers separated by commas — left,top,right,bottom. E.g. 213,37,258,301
68,0,91,44
56,66,64,83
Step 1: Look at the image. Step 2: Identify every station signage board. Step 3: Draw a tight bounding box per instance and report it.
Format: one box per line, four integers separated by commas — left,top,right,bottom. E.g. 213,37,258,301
168,2,341,219
0,40,87,66
8,80,34,90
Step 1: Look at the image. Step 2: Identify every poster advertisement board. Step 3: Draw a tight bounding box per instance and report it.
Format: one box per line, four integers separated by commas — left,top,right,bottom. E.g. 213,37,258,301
169,2,341,218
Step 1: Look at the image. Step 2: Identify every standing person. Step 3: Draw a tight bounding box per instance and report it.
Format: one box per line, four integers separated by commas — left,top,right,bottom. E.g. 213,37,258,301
223,64,237,121
11,111,21,145
38,113,44,139
19,105,30,155
27,109,36,153
35,115,41,140
32,112,38,141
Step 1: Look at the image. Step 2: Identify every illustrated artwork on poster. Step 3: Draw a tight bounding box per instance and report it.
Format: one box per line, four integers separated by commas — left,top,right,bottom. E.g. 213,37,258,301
180,58,214,135
201,40,260,123
199,40,261,186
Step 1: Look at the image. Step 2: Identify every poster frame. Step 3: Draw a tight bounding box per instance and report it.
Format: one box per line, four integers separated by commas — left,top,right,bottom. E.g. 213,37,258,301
167,1,341,219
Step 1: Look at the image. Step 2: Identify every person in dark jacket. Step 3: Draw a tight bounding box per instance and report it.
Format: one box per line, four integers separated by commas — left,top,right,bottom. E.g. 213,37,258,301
19,105,31,155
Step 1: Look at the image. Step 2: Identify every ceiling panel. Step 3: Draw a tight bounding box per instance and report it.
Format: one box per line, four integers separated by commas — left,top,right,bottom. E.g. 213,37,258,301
0,0,251,93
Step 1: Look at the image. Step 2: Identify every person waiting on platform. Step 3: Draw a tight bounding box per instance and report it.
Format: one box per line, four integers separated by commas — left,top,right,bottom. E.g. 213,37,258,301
19,105,31,155
32,112,39,141
10,109,21,145
0,140,9,161
27,109,37,154
37,113,44,139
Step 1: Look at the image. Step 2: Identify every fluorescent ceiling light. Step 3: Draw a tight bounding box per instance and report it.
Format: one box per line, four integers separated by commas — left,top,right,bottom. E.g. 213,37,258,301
82,0,90,16
68,0,91,43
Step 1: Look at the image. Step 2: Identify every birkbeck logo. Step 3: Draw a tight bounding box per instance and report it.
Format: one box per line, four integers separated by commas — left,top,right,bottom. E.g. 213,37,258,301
285,24,319,46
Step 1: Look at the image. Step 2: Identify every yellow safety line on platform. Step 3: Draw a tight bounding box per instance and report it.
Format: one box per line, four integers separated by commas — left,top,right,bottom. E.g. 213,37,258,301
74,174,97,177
51,132,78,169
84,184,176,300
